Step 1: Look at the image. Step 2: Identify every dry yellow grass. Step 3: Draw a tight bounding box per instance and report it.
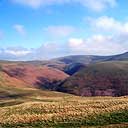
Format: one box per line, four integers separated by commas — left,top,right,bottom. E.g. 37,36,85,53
1,95,128,127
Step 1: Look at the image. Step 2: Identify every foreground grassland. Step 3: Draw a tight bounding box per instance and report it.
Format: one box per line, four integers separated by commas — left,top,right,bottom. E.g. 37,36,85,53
1,88,128,128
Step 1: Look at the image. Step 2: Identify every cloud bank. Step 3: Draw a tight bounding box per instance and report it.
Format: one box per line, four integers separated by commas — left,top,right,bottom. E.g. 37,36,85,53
1,16,128,60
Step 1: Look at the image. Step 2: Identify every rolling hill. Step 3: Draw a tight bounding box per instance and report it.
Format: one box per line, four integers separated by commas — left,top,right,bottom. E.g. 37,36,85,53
58,61,128,96
48,51,128,75
54,52,128,65
0,51,128,97
0,62,69,90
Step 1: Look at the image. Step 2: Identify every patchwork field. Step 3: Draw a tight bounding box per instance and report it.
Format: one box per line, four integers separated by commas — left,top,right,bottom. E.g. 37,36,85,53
1,88,128,128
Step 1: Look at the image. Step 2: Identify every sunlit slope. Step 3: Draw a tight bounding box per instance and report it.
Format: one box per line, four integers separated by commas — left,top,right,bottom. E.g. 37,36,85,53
0,78,71,108
0,62,69,90
0,63,70,107
1,96,128,127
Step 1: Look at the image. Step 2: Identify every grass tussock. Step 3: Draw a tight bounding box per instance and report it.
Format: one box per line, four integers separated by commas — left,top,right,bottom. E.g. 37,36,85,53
1,95,128,127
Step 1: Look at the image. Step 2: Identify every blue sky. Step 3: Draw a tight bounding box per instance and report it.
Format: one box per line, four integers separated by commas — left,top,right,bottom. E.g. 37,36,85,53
0,0,128,60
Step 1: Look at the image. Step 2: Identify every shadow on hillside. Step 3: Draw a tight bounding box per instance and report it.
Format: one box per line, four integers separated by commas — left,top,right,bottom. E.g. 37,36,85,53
0,91,31,100
35,76,62,90
0,101,24,107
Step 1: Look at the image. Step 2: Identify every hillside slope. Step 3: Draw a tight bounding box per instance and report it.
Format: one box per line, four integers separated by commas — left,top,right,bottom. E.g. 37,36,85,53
49,52,128,75
58,61,128,96
0,62,69,90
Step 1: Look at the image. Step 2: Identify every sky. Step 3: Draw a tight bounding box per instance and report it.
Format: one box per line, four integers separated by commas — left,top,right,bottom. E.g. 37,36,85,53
0,0,128,60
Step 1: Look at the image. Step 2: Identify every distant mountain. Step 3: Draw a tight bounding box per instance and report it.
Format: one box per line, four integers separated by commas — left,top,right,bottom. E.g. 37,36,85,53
58,61,128,96
53,55,106,65
105,52,128,61
51,52,128,75
54,52,128,64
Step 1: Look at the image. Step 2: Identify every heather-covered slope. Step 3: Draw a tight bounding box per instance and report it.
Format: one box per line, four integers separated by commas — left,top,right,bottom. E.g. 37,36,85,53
0,62,70,106
59,61,128,96
0,62,69,90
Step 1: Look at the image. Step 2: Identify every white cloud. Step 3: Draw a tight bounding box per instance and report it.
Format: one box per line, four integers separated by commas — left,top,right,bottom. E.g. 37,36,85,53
88,16,128,34
44,25,75,38
13,24,26,36
67,34,127,55
11,0,117,11
78,0,117,12
12,0,70,9
5,50,31,56
4,47,31,56
12,0,43,8
36,17,128,57
68,38,85,51
86,35,125,55
0,33,127,60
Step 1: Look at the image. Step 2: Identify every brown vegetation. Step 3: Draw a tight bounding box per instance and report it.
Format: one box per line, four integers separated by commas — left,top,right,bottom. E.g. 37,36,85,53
59,61,128,96
1,63,69,88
